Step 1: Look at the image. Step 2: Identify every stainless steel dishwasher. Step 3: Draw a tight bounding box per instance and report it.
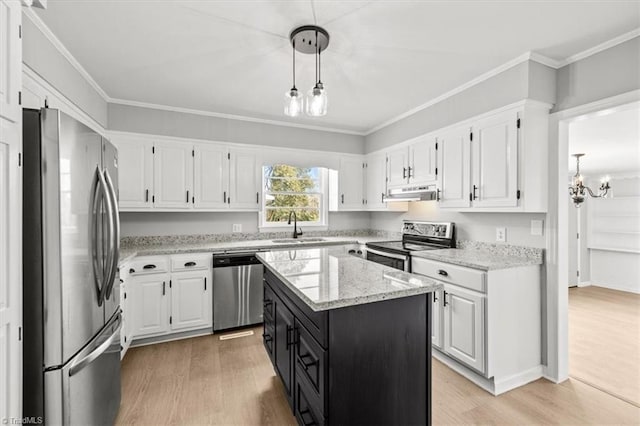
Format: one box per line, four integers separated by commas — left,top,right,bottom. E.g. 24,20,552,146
212,251,264,331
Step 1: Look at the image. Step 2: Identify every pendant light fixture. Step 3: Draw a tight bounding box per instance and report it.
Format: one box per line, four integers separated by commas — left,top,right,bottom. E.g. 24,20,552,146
284,40,302,117
568,153,611,207
286,25,329,118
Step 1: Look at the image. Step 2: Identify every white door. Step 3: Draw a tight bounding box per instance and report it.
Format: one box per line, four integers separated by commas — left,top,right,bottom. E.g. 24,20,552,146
443,284,485,374
153,141,193,209
229,148,260,210
170,271,211,331
338,157,364,210
112,136,154,209
0,2,21,422
432,289,443,349
132,274,170,338
409,136,437,185
437,126,471,208
387,148,408,188
471,110,519,207
365,153,387,210
193,144,229,209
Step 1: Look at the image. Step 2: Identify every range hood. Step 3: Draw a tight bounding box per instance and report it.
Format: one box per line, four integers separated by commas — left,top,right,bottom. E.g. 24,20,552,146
383,184,437,202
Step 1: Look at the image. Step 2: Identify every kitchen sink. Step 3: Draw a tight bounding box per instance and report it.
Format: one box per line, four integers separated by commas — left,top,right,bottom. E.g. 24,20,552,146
271,238,327,244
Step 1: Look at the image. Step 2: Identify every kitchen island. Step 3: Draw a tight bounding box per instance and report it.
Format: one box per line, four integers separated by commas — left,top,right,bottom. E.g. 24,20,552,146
257,246,442,426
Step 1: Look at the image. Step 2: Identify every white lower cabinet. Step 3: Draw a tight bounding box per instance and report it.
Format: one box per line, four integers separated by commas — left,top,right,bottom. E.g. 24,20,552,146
413,256,542,395
170,270,212,331
443,283,485,373
128,254,213,342
119,266,135,358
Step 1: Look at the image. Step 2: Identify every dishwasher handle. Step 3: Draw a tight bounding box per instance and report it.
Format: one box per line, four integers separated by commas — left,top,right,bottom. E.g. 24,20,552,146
212,253,262,267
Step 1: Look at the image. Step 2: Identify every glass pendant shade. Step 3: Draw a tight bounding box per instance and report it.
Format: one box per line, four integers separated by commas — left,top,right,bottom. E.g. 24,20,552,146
305,83,327,117
284,88,303,117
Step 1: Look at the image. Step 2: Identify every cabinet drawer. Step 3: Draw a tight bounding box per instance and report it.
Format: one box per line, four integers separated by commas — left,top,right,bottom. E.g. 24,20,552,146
295,320,327,414
294,374,325,426
412,257,485,293
170,253,211,271
128,257,169,275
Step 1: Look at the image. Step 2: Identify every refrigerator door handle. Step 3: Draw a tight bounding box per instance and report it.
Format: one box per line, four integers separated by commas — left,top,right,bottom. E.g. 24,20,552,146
69,316,121,377
90,166,106,306
97,169,115,304
103,169,120,300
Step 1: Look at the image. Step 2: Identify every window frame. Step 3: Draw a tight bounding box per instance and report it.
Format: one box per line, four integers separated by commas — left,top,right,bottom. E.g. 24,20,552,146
259,165,329,231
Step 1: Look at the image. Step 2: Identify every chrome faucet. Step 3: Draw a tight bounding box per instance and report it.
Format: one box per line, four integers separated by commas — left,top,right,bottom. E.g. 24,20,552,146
287,211,303,239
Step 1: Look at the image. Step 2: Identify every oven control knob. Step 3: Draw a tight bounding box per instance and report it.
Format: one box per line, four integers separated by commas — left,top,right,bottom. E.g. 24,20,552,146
357,250,363,255
348,249,356,254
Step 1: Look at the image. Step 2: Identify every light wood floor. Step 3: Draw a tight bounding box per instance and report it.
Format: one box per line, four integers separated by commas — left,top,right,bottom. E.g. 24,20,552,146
569,285,640,407
116,326,640,425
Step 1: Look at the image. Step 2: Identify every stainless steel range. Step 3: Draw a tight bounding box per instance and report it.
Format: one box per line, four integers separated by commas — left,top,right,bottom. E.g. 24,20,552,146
366,221,455,272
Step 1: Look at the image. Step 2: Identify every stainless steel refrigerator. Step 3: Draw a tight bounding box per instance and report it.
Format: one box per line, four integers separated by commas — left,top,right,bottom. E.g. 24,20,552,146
23,108,122,425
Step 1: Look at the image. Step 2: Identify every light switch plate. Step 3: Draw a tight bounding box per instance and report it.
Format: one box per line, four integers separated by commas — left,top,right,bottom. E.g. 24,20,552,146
232,224,242,233
496,227,506,242
531,220,544,236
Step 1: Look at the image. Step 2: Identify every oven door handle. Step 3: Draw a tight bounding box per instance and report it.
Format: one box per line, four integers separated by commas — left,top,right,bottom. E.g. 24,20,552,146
365,247,409,261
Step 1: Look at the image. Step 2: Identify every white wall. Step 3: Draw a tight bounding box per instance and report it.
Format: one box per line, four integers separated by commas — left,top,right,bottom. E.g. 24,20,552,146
371,202,546,248
120,211,370,237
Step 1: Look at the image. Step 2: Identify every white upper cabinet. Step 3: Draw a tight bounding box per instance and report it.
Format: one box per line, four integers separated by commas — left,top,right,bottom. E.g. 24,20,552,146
437,125,471,208
193,143,228,209
336,157,364,210
365,153,387,210
386,147,409,188
228,148,260,210
408,136,437,185
471,109,518,208
0,0,20,123
113,136,154,209
153,141,193,209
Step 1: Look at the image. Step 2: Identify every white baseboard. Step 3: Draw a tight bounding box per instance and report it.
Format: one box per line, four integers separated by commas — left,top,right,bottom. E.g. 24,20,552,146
131,328,213,348
433,350,544,395
591,282,640,294
578,280,592,288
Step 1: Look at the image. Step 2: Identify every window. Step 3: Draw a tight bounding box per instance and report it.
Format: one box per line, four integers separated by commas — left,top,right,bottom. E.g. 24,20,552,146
262,164,327,227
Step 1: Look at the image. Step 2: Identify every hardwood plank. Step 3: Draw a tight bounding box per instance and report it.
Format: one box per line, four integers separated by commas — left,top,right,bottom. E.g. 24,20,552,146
117,325,640,425
569,286,640,406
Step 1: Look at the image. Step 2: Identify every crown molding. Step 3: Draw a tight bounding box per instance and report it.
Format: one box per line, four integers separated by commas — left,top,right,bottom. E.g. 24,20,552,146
364,51,557,135
556,28,640,68
22,7,110,101
108,98,367,136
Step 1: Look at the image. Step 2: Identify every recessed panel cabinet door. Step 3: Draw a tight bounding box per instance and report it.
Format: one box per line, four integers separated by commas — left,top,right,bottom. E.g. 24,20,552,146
338,157,364,210
471,110,518,207
153,141,193,209
443,284,485,374
387,148,408,188
0,0,20,123
229,149,260,210
132,274,170,338
409,136,437,185
274,300,295,407
194,144,229,209
170,271,211,331
113,137,154,209
365,153,387,209
438,126,471,208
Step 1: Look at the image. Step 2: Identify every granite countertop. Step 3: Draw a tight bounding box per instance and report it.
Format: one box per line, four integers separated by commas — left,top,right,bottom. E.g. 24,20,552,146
257,246,442,312
118,235,395,265
411,248,543,271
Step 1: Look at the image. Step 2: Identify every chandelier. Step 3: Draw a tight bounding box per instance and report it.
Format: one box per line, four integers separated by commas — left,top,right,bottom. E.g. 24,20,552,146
568,153,611,207
284,25,329,117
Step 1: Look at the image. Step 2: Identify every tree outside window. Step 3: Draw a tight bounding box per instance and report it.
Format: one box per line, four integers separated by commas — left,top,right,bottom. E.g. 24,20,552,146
263,165,325,225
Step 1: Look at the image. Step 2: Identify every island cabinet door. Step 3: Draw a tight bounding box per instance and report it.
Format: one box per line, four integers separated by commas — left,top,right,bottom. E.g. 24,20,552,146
274,300,295,407
443,284,485,374
262,284,276,365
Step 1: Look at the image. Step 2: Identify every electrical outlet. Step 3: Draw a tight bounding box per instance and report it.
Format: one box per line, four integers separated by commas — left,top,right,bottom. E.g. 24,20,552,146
496,227,506,242
232,224,242,233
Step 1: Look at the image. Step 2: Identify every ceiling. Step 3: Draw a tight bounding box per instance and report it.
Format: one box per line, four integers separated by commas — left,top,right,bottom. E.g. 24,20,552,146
35,1,640,134
569,105,640,177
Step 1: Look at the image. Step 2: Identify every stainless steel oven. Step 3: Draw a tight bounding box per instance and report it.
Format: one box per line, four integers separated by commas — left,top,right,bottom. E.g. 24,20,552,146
365,247,409,272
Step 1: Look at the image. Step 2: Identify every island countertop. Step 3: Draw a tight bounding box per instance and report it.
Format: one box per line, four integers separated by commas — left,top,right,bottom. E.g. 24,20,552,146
257,245,442,312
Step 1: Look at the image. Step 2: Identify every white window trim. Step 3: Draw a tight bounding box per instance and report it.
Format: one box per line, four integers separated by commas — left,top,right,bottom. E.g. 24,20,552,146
259,167,329,232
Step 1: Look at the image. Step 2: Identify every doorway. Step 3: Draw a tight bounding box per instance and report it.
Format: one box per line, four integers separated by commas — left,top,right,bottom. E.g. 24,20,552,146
564,102,640,406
